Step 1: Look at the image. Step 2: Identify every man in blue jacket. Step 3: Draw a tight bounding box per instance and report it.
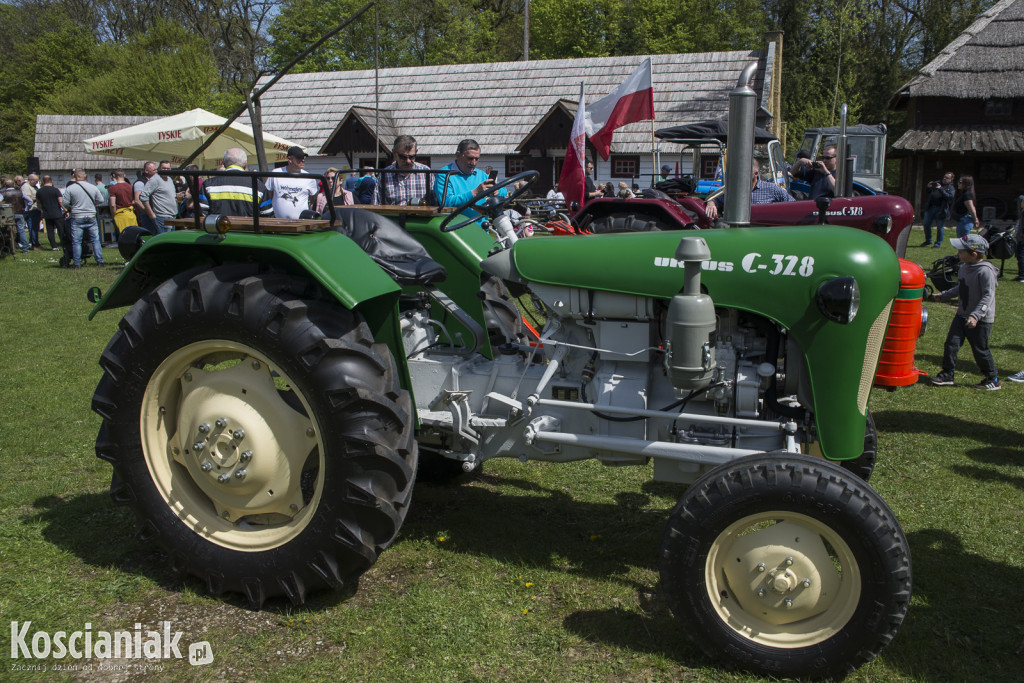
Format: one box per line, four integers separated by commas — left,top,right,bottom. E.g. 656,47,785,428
433,139,506,213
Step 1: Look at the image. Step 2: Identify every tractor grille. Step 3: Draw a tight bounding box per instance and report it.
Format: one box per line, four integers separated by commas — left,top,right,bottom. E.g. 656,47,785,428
858,300,893,413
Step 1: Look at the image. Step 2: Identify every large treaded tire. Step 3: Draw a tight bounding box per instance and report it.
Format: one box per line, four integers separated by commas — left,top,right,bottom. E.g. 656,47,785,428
588,211,664,234
841,409,877,481
92,264,416,607
660,453,911,680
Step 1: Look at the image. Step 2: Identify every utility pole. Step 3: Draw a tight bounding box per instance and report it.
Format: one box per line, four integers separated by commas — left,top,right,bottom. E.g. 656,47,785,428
523,0,529,61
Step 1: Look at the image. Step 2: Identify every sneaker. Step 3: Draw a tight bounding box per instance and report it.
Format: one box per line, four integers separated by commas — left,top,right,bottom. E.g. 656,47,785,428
929,372,954,386
919,241,932,247
931,243,942,249
1014,277,1024,283
974,378,1001,391
1007,370,1024,383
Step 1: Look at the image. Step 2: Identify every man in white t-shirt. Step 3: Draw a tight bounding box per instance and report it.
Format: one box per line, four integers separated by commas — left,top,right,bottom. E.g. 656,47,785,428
266,146,318,218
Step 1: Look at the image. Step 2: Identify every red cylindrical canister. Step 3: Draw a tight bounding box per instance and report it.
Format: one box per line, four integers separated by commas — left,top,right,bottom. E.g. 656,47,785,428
875,259,927,387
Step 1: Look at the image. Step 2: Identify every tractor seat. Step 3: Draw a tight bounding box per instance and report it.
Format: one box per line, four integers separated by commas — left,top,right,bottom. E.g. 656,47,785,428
326,207,447,286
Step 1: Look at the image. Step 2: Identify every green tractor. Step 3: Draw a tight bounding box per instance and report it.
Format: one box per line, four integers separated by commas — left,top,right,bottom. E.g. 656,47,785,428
88,71,910,679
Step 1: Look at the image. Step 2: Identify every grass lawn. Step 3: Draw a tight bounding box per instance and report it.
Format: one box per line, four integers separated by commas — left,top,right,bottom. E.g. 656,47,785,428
1,228,1023,681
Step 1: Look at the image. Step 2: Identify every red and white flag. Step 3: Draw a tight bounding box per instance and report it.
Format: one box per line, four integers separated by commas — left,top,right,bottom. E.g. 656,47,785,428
585,58,654,161
558,83,587,209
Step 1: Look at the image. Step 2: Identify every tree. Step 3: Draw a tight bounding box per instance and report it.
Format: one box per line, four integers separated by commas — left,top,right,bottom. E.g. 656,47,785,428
267,0,523,73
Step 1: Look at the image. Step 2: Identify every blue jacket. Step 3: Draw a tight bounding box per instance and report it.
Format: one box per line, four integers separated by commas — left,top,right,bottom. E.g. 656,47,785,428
433,163,506,210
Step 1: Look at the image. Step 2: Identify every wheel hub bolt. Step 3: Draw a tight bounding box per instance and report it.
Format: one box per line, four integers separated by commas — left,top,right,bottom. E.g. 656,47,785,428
802,579,811,588
234,469,247,480
251,360,261,370
757,588,766,598
784,598,794,608
193,441,206,452
756,562,766,573
233,429,245,440
215,418,228,428
785,556,794,566
240,450,253,463
217,474,230,484
290,503,299,511
201,462,213,472
198,423,211,434
184,372,192,382
306,427,315,438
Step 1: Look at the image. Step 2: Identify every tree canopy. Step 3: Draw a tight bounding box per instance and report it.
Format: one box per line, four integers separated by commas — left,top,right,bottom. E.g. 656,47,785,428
0,0,999,173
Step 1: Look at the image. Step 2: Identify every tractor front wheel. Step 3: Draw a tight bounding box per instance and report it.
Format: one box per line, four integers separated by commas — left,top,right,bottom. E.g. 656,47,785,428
660,453,910,679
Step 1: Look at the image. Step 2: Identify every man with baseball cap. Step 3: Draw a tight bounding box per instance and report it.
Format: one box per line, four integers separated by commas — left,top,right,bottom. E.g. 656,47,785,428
928,234,1002,390
266,146,318,219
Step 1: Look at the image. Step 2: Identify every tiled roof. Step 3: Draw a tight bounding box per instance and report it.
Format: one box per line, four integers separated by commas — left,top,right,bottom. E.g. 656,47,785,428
242,51,773,157
34,114,161,172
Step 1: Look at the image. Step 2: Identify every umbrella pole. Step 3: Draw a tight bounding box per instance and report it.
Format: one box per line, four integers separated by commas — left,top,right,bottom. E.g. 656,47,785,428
247,90,268,173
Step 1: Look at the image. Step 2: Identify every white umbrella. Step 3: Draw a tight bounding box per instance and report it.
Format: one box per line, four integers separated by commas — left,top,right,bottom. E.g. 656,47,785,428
83,108,302,169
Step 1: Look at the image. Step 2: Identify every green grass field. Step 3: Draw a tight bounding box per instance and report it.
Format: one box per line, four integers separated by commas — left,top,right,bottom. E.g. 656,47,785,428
1,231,1023,681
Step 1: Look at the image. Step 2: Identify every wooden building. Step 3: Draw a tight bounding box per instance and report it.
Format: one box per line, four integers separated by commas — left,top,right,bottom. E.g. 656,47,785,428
890,0,1024,219
239,48,781,192
34,45,783,194
33,115,160,187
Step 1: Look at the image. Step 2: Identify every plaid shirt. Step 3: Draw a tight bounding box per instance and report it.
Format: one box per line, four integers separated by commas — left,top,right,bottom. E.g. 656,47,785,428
373,162,432,205
751,179,794,205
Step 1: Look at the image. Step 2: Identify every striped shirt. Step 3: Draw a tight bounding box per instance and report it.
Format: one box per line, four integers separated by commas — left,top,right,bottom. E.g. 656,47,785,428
198,167,273,216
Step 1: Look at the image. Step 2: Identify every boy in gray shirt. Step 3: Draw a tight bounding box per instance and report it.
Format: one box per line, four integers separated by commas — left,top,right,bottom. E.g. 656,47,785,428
928,234,1000,390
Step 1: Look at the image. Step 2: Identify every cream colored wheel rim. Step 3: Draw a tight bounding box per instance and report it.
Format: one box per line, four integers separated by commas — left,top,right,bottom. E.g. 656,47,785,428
141,340,325,551
706,511,861,648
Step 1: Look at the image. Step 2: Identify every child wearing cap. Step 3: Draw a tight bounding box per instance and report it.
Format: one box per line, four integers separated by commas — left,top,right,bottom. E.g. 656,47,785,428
928,234,1001,390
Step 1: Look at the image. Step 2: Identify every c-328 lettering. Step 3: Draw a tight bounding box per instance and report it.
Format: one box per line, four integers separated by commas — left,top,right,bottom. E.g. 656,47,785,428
741,253,815,277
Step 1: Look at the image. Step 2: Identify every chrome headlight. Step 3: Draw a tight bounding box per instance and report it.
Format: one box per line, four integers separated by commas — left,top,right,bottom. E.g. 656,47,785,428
817,276,860,324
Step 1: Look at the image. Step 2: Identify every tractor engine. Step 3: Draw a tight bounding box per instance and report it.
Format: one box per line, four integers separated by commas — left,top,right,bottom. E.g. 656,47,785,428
403,238,805,484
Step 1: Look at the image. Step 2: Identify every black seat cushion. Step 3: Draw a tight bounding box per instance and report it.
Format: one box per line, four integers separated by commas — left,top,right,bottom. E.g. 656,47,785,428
327,208,447,286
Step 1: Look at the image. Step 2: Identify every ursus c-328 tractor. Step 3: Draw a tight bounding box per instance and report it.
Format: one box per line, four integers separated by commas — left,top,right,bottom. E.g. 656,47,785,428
88,66,910,679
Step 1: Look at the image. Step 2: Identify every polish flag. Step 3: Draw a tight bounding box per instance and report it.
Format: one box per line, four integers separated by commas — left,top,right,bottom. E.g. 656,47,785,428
585,58,654,161
558,83,587,209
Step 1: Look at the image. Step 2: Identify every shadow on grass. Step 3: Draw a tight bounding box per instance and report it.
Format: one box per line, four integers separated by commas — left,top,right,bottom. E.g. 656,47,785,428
405,474,671,581
27,491,350,613
873,409,1023,448
886,528,1024,679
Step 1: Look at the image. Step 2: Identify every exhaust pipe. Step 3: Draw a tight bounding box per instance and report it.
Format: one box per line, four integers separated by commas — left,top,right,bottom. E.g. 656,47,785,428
725,61,758,228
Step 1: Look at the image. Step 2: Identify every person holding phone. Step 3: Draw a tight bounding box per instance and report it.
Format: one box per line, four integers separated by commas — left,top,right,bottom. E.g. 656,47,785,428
433,138,507,211
790,144,838,200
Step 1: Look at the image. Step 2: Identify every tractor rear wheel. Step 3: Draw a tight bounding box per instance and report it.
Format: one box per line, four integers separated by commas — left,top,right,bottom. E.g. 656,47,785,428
660,453,910,680
92,264,416,607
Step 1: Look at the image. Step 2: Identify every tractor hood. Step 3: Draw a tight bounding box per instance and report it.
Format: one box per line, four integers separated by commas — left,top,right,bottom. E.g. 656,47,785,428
497,226,901,461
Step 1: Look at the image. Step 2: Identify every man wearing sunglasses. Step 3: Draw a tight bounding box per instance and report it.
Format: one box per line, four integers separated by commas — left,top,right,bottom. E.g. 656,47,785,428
374,135,433,206
791,144,838,199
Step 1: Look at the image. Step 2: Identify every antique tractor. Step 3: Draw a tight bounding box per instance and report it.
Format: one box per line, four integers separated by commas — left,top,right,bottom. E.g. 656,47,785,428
88,70,911,679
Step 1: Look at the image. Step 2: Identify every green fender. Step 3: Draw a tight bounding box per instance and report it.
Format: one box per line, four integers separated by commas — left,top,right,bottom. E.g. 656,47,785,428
509,226,901,462
89,229,406,380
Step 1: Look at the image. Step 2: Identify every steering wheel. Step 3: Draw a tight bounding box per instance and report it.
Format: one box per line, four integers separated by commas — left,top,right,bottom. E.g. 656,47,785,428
439,170,539,233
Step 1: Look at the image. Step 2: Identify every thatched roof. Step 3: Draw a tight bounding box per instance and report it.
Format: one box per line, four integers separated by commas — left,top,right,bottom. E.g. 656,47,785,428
240,50,775,158
34,114,160,173
892,0,1024,103
891,123,1024,154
